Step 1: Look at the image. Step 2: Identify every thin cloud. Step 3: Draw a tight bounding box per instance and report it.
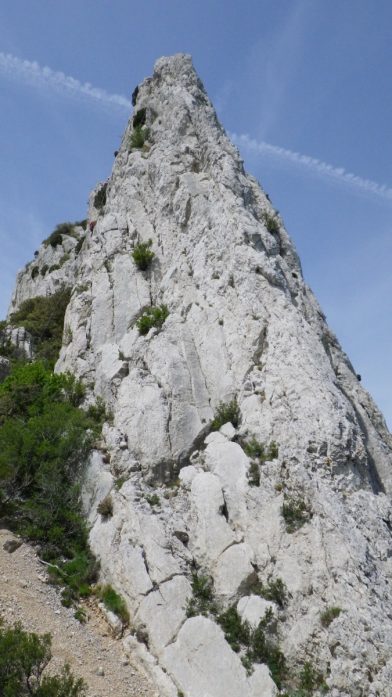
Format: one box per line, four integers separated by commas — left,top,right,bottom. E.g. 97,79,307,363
233,133,392,202
1,51,391,203
0,52,131,111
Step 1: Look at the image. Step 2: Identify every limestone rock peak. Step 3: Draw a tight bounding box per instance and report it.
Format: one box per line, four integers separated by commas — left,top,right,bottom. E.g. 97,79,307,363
8,54,392,696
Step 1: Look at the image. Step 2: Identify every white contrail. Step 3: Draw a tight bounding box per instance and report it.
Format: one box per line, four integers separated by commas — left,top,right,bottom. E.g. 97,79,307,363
0,51,131,111
1,52,390,202
232,133,392,202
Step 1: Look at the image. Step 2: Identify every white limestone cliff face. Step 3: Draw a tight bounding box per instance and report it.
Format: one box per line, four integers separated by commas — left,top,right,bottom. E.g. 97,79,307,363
9,55,392,696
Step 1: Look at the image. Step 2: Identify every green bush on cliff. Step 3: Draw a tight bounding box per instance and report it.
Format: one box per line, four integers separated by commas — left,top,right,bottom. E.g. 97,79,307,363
211,399,240,430
9,289,71,366
132,240,154,270
136,305,169,335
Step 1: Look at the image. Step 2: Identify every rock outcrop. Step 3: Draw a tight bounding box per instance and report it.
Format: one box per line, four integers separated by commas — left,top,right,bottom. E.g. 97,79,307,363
9,54,392,696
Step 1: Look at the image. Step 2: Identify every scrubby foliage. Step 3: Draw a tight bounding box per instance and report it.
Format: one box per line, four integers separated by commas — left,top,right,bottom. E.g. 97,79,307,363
74,219,87,230
0,621,86,696
129,125,149,149
132,240,154,270
244,438,279,461
133,108,146,128
263,211,280,235
0,362,103,602
9,289,71,365
282,495,312,533
211,398,240,431
136,305,169,335
320,606,342,627
44,223,75,248
217,606,286,688
254,577,287,608
186,574,217,618
0,328,25,364
145,493,160,507
97,495,113,518
97,585,129,624
93,184,107,210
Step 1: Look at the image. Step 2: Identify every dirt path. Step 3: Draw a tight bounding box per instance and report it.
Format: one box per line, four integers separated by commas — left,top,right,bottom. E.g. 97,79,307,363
0,529,157,697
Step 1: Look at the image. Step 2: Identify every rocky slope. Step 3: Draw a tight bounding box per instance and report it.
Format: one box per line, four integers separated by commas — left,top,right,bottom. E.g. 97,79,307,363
8,54,392,696
0,529,156,697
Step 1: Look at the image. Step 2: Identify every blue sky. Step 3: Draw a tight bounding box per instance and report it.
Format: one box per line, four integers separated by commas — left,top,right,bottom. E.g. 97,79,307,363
0,0,391,427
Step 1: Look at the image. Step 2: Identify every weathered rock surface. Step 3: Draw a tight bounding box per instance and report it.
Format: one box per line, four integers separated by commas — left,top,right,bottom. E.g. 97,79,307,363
8,54,392,696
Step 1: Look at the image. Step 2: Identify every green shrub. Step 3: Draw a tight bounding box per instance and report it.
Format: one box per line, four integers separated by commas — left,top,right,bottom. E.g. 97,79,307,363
40,265,49,277
133,107,146,128
298,661,328,695
0,327,25,363
97,495,113,518
263,212,279,235
186,574,217,618
31,267,39,280
73,608,87,624
48,264,60,273
136,305,169,335
94,184,107,210
217,607,251,652
282,495,312,534
85,396,108,425
244,438,279,461
211,399,240,431
217,606,286,688
44,223,75,248
115,476,127,490
98,585,129,624
74,219,87,230
129,125,149,149
254,577,287,608
0,622,86,696
145,493,160,507
0,362,100,602
9,289,71,365
320,606,342,628
132,241,154,270
248,460,260,487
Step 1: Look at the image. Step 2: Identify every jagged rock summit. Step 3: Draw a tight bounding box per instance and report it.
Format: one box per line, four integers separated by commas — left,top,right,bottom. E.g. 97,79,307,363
8,54,392,696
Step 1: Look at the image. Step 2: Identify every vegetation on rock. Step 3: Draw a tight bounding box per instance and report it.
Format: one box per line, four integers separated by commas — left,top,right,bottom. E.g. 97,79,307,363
43,223,76,248
217,606,286,688
211,398,240,430
253,577,288,608
132,240,154,270
320,606,342,627
262,211,280,236
93,184,107,210
185,574,217,618
129,125,149,150
9,289,71,366
97,585,129,624
136,305,169,335
97,495,113,518
282,495,312,533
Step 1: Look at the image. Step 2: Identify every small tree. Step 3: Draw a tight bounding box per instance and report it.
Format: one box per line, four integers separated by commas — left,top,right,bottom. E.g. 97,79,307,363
0,622,86,696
